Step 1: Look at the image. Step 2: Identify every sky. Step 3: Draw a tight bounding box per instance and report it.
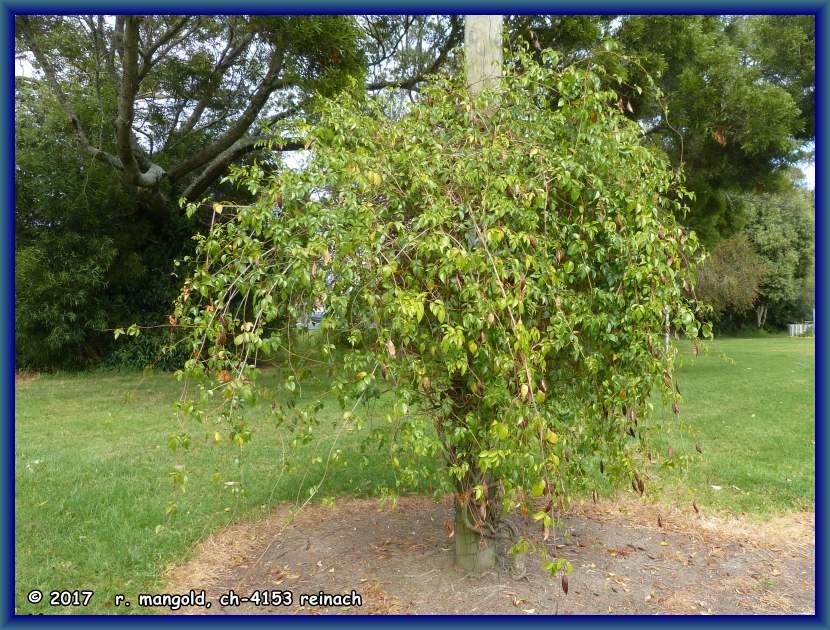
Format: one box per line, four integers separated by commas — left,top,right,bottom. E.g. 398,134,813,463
801,162,815,190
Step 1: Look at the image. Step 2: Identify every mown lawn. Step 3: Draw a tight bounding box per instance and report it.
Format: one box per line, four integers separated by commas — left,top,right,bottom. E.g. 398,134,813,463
14,335,814,613
653,335,814,514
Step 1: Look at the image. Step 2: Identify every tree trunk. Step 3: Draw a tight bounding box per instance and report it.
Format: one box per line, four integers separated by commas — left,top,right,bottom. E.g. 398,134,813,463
756,304,768,328
454,497,496,572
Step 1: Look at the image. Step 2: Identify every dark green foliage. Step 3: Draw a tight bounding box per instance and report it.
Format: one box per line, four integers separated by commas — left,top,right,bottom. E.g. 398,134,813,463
15,78,197,370
101,329,191,371
508,15,814,246
740,185,814,327
14,15,369,370
614,15,812,245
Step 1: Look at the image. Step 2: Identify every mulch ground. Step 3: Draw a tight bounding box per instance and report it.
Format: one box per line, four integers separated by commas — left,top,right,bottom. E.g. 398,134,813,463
166,495,814,616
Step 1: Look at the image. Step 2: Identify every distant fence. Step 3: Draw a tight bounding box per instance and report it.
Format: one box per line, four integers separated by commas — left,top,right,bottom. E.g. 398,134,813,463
787,321,814,337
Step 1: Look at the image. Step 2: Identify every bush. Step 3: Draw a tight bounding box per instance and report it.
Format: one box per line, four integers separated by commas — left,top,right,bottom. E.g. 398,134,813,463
103,329,192,371
174,49,708,572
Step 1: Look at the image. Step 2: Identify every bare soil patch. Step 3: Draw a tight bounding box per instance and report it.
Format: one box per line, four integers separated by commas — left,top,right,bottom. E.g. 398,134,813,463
166,495,814,616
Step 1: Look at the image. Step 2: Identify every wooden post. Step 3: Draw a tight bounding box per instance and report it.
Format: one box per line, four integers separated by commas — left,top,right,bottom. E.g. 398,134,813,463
464,15,503,96
452,15,505,574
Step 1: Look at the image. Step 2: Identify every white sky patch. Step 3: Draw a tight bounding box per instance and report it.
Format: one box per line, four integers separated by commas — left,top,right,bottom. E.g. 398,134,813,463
798,161,815,190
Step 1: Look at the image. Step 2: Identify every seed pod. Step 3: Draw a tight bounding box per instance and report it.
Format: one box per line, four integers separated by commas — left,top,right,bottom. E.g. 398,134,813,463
637,477,645,495
599,460,605,475
672,401,680,415
561,574,569,595
540,379,548,393
385,339,396,358
629,408,637,424
627,426,636,438
692,502,699,514
592,489,598,503
556,249,564,264
657,514,663,528
667,446,674,459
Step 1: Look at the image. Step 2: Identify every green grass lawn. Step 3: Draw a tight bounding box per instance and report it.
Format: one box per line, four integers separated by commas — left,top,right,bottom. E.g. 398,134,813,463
653,335,815,514
14,335,814,613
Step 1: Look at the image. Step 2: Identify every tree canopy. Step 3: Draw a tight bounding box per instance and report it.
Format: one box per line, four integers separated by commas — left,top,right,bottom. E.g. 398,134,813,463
14,14,815,370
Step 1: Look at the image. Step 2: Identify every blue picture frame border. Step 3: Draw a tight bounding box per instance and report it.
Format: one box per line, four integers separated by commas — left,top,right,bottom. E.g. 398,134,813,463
2,2,825,627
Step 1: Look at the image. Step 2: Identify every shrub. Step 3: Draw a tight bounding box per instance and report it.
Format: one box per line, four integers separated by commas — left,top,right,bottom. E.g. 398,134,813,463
173,50,709,572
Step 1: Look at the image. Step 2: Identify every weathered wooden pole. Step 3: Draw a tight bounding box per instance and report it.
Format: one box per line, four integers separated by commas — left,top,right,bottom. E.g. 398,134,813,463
453,15,504,574
464,15,503,96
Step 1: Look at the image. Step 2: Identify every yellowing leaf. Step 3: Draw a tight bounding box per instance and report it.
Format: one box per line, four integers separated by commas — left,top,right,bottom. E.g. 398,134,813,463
213,202,223,214
546,429,559,445
367,170,382,186
520,383,529,400
468,340,478,354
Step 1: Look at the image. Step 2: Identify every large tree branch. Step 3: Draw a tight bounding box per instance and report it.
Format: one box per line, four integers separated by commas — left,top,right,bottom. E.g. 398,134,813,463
116,17,164,187
167,40,287,183
175,29,255,140
16,15,124,172
367,16,462,90
138,16,196,80
181,134,303,201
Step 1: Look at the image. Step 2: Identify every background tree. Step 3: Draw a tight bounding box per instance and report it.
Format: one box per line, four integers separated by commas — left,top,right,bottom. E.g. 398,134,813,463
694,235,769,329
14,15,465,369
739,184,815,328
509,15,814,245
15,15,366,203
15,74,193,369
